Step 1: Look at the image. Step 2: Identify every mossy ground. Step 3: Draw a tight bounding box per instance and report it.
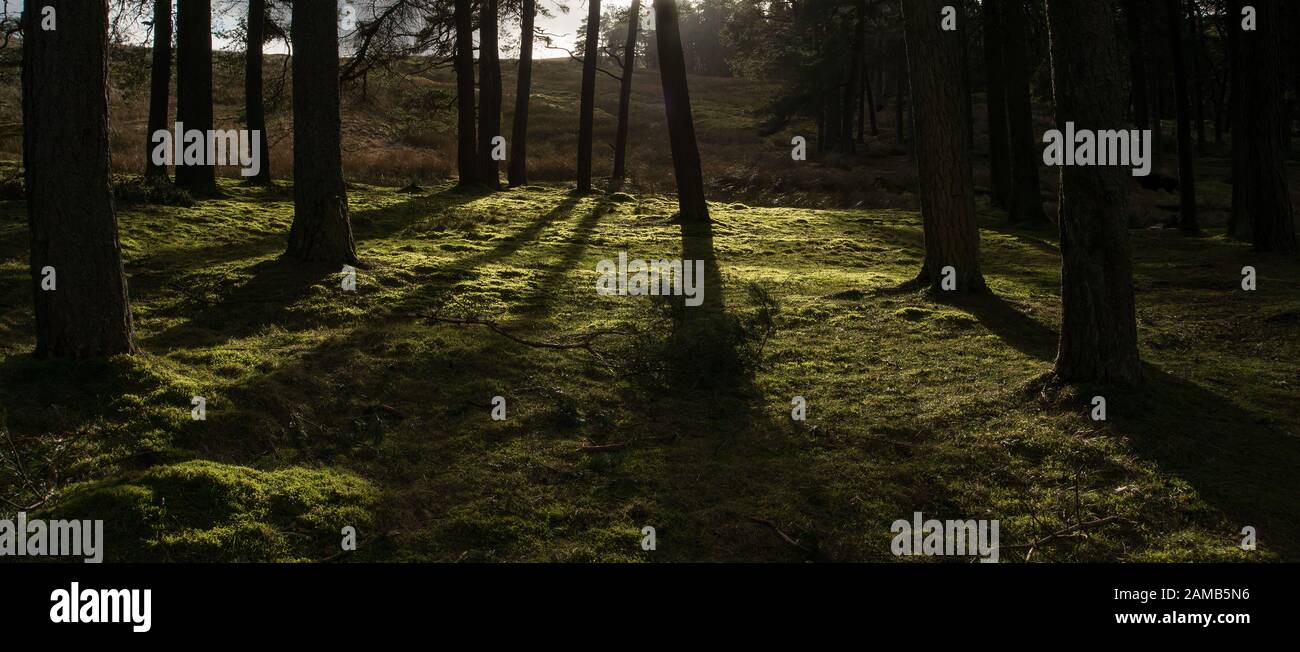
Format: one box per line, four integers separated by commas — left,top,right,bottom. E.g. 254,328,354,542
1,171,1297,562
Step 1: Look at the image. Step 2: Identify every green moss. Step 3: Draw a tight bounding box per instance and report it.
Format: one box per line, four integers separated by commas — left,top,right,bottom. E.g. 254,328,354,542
1,175,1298,562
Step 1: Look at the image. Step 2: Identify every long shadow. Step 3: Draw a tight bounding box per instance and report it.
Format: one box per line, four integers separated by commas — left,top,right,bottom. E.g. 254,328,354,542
949,293,1300,560
390,194,584,315
512,196,612,321
143,257,336,350
939,292,1059,362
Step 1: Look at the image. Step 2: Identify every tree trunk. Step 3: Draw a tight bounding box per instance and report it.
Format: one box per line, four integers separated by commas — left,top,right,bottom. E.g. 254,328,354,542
1166,0,1198,233
454,0,479,187
477,0,502,188
959,0,975,151
653,0,709,223
982,0,1012,208
1124,0,1150,130
1002,0,1047,224
244,0,271,184
144,0,172,182
23,0,136,358
611,0,641,189
507,0,535,187
175,0,217,195
1189,0,1206,152
902,0,986,294
1229,0,1297,251
576,0,602,193
285,0,357,265
1045,0,1143,386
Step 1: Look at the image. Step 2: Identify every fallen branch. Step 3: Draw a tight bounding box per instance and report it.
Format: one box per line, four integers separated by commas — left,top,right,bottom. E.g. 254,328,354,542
748,516,827,562
579,433,677,454
1003,515,1127,561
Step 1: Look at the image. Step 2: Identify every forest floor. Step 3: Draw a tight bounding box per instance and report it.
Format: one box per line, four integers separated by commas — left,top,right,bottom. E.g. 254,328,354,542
1,166,1298,562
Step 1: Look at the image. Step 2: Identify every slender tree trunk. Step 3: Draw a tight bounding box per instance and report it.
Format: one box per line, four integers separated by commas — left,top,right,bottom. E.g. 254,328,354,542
1124,0,1150,130
285,0,357,265
244,0,271,184
895,43,907,147
1166,0,1198,233
1190,0,1206,152
508,0,536,187
1045,0,1143,386
864,59,878,137
23,0,136,358
982,0,1012,208
478,0,502,188
902,0,986,294
959,0,975,151
611,0,641,189
653,0,709,223
1229,0,1297,251
1002,0,1047,224
144,0,172,182
576,0,602,193
175,0,216,195
454,0,479,187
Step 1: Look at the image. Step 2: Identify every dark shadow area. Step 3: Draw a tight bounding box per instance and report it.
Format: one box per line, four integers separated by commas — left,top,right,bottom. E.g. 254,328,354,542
143,257,336,350
939,291,1059,362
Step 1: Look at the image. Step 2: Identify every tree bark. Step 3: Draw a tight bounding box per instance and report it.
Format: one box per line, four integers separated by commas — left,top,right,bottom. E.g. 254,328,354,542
653,0,709,222
507,0,535,187
1045,0,1143,386
23,0,136,358
902,0,986,294
1166,0,1198,233
611,0,641,189
285,0,357,265
1002,0,1047,224
576,0,602,193
144,0,172,182
982,0,1012,208
477,0,502,188
244,0,271,184
1228,0,1296,251
175,0,217,195
454,0,479,187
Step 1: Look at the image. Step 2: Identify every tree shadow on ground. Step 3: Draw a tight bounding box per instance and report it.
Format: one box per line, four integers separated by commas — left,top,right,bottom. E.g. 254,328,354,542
949,292,1300,560
143,257,337,350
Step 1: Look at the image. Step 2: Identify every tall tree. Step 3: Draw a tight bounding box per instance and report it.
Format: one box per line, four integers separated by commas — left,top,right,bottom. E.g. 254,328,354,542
1045,0,1143,386
982,0,1012,208
508,0,537,187
1002,0,1047,224
1166,0,1198,233
285,0,358,264
144,0,172,182
611,0,642,190
902,0,986,294
454,0,479,187
653,0,709,222
176,0,217,195
1228,0,1296,251
478,0,503,188
1124,0,1151,131
576,0,602,193
245,0,272,184
23,0,136,358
